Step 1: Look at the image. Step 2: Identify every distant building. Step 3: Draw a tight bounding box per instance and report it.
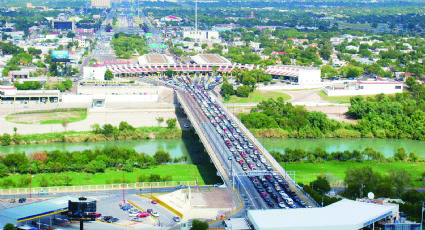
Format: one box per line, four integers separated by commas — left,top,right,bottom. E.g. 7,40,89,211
160,15,182,22
83,66,107,81
52,20,75,31
91,0,110,8
182,30,219,42
323,79,403,96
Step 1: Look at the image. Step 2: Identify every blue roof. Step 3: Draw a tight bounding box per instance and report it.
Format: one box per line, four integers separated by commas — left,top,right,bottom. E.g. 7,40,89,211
0,196,80,227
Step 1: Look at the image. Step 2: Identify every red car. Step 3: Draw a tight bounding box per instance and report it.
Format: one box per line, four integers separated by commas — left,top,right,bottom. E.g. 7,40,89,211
89,212,102,218
260,192,268,198
137,212,150,218
151,200,158,204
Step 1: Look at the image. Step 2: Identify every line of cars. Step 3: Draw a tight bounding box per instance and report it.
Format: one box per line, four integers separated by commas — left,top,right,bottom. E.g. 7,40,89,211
119,202,152,222
184,80,308,209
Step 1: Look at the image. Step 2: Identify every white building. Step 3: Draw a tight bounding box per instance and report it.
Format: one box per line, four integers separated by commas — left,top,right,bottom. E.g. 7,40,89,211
83,66,107,81
182,30,220,42
247,199,399,230
264,65,321,85
323,80,403,96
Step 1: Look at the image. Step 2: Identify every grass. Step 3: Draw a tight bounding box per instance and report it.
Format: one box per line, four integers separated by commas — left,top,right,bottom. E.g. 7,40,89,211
6,108,87,125
284,161,425,187
225,90,291,104
317,91,353,104
0,165,208,189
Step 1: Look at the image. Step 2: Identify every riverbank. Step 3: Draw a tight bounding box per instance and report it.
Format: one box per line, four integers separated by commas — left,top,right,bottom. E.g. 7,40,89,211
284,161,425,187
0,164,211,189
5,126,182,145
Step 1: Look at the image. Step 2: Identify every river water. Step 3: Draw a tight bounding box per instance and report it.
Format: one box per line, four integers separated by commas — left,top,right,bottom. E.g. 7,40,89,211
0,138,424,158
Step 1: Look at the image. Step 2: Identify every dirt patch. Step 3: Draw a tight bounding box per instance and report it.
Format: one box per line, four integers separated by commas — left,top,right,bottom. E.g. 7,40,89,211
6,110,86,124
191,188,234,208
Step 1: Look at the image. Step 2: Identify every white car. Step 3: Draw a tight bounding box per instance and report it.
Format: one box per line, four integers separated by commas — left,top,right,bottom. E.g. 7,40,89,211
285,198,294,205
278,202,288,208
151,211,159,217
280,191,289,199
129,212,139,217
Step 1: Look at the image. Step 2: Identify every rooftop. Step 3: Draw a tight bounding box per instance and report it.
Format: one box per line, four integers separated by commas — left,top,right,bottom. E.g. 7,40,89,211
247,199,398,230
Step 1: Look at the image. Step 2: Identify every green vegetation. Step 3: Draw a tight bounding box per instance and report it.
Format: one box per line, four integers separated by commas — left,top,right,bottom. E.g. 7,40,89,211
111,33,148,59
317,91,353,104
104,69,114,80
0,164,206,188
13,81,42,90
5,108,87,125
44,79,73,92
242,80,425,139
0,122,182,146
286,161,425,187
225,90,291,104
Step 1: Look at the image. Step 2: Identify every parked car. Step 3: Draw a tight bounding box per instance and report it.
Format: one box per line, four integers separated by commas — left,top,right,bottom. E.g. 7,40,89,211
137,212,150,218
173,217,181,222
151,200,158,204
38,190,48,195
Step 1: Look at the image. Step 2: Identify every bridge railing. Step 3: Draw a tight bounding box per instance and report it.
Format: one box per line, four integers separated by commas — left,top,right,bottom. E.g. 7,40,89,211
176,92,231,186
215,96,319,207
0,181,197,196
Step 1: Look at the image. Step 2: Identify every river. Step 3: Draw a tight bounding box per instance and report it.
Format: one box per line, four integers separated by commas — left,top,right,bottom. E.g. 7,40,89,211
0,138,424,158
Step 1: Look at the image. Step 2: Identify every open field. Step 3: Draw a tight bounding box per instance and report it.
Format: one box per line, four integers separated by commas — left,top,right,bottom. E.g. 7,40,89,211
5,108,87,125
225,90,291,104
284,161,425,187
0,164,209,189
317,91,353,104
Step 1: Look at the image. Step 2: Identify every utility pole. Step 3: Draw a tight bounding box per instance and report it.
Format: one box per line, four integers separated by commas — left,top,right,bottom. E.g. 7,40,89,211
29,167,32,199
122,169,125,204
195,0,197,32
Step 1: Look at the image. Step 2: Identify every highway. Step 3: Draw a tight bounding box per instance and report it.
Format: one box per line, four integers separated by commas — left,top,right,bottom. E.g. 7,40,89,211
177,89,268,210
171,77,319,210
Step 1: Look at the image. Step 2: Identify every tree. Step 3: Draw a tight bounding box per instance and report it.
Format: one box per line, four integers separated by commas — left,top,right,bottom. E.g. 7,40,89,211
104,69,114,80
153,150,172,164
340,65,364,78
0,163,9,178
61,119,69,133
3,223,16,230
390,169,412,196
190,219,209,230
394,148,408,161
311,176,331,195
321,65,338,78
345,166,381,198
166,68,174,78
166,118,177,129
66,31,76,39
1,133,12,146
220,83,235,96
156,117,164,126
236,85,250,97
401,189,425,204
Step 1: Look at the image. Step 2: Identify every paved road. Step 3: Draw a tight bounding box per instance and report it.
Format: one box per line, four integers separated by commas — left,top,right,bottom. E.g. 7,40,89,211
177,90,269,210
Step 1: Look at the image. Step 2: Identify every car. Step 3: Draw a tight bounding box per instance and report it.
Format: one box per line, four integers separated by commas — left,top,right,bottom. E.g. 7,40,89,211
107,217,119,223
278,202,287,208
151,211,159,217
183,124,190,128
137,212,150,218
38,190,48,195
88,212,102,218
146,209,153,214
151,200,158,204
260,192,268,198
131,217,143,222
173,217,181,222
129,212,140,217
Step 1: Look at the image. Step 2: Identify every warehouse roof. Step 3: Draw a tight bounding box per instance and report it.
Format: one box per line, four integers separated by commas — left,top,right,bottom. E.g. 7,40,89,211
247,199,398,230
0,196,80,228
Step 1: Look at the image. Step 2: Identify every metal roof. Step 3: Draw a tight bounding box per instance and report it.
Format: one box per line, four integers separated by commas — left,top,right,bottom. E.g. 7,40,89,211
0,196,80,228
247,199,399,230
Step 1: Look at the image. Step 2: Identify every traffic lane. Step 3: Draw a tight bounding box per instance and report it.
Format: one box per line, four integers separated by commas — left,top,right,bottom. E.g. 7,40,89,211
127,194,175,227
184,92,267,209
198,121,267,210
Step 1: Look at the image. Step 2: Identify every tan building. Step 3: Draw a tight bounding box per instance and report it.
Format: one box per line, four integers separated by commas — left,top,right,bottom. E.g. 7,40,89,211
91,0,110,8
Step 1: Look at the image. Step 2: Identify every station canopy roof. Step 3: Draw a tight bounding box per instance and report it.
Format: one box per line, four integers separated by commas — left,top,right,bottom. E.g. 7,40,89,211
0,196,81,228
247,199,398,230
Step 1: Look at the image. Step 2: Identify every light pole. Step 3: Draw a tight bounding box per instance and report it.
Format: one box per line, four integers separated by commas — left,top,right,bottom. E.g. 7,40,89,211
150,172,153,199
122,169,125,204
29,167,32,199
421,201,424,229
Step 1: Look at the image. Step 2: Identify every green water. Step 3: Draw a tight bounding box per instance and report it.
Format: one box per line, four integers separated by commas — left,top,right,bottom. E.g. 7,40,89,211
0,138,424,158
260,138,425,157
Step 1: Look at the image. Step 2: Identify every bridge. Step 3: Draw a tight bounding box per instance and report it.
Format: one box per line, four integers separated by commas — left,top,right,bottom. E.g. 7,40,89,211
173,79,319,210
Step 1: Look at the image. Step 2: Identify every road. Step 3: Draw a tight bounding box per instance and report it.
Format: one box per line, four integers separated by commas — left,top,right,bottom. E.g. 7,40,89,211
177,89,269,210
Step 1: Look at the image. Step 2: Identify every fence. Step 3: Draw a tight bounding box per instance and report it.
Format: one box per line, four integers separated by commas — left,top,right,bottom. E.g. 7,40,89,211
0,181,197,195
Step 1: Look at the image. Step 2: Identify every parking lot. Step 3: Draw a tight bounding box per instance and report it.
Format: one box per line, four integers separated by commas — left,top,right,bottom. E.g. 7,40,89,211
13,193,178,230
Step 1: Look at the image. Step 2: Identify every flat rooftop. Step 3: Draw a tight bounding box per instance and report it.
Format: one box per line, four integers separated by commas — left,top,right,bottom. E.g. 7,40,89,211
138,54,175,65
191,54,231,65
247,199,398,230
